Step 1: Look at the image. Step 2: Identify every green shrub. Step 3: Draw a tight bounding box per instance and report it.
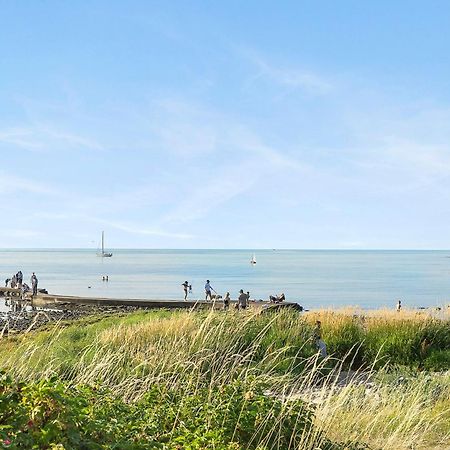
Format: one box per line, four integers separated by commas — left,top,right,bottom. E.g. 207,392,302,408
324,319,365,367
363,319,450,369
0,370,363,450
423,349,450,371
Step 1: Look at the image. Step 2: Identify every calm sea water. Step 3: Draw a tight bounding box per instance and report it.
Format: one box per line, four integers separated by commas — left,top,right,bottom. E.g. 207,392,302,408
1,249,450,311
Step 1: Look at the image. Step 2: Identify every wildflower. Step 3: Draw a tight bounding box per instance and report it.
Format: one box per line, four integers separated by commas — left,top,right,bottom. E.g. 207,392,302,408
244,391,254,401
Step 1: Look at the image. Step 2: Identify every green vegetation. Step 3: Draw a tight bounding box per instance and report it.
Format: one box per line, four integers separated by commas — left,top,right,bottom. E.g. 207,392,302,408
0,308,449,449
1,372,362,450
306,309,450,370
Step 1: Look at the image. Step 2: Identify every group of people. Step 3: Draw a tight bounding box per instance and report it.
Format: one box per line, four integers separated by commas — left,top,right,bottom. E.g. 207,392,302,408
5,271,39,297
269,293,286,303
182,280,251,309
182,280,286,310
222,290,250,310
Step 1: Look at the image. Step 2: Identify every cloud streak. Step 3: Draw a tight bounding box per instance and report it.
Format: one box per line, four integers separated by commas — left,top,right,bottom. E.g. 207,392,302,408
0,172,56,196
239,48,332,94
0,125,104,153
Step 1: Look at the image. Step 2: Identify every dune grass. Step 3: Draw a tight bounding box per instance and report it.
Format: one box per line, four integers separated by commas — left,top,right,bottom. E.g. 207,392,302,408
0,308,449,449
304,307,450,369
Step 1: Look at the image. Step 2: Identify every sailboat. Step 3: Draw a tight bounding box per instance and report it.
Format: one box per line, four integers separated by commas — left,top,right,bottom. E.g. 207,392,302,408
250,253,256,265
97,231,113,257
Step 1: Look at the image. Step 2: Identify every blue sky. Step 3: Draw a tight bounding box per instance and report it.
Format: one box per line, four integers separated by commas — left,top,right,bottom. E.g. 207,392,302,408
1,1,450,249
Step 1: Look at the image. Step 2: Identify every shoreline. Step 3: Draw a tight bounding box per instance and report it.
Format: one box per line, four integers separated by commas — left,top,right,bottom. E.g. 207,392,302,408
1,295,448,337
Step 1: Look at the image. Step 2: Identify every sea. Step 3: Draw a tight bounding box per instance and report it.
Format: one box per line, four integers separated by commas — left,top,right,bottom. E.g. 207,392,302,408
1,249,450,312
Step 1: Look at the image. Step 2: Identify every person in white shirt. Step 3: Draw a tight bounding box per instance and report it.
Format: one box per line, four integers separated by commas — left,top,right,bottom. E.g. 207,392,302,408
205,280,213,301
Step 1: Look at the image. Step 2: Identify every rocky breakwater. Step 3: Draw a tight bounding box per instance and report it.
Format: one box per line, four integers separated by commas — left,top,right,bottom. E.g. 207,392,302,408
0,301,146,335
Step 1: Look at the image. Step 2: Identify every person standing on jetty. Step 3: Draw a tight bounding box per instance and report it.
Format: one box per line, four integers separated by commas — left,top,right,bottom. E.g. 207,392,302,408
238,289,248,310
204,280,215,301
16,271,23,288
31,272,38,296
223,292,230,310
181,281,192,301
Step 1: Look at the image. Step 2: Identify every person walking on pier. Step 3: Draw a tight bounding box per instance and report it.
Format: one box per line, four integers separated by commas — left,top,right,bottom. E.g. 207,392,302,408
31,272,38,296
205,280,215,301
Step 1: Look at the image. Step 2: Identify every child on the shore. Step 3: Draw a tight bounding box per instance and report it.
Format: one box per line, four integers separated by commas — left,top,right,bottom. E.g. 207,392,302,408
223,292,230,310
313,320,327,357
181,281,192,301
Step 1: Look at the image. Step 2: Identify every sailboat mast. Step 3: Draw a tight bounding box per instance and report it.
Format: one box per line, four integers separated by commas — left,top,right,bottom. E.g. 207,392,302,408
102,231,104,254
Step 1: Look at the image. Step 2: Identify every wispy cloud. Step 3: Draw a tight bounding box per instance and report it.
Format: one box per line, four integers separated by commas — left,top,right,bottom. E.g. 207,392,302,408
0,172,56,195
239,48,332,94
99,220,194,240
160,162,260,224
0,128,44,150
0,125,104,152
0,229,43,239
34,212,195,240
137,96,312,225
332,102,450,196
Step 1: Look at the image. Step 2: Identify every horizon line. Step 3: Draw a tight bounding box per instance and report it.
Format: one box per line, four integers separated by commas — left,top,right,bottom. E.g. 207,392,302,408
0,247,449,251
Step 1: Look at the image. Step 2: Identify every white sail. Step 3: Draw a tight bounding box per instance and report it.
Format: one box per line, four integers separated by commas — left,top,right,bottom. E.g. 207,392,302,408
97,231,113,257
251,253,256,264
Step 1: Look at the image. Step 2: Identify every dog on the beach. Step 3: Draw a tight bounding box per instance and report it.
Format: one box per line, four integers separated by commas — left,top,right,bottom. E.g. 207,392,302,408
211,294,222,300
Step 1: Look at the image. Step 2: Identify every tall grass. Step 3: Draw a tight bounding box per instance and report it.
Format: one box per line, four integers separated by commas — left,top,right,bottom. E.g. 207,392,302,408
1,308,449,449
305,308,450,369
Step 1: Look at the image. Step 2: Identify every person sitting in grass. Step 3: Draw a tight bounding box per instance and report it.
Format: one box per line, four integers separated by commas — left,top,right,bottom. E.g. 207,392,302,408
313,320,327,357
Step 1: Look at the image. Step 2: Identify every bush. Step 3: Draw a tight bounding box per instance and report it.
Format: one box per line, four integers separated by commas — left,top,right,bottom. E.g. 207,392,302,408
0,371,360,450
423,350,450,371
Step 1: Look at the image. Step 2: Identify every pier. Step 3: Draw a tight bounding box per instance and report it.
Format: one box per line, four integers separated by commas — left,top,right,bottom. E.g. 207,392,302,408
0,286,22,298
1,287,302,311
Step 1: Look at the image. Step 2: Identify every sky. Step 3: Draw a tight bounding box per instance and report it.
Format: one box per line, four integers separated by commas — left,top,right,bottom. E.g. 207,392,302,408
1,1,450,249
